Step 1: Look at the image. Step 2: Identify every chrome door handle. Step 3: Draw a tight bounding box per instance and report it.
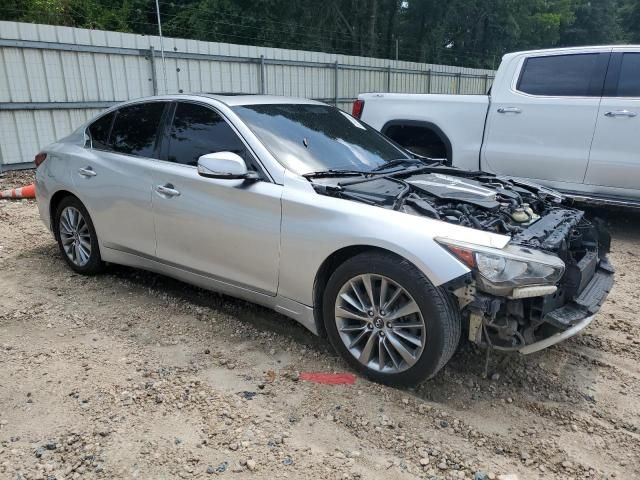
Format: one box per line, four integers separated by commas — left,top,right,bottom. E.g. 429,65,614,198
78,167,96,177
156,184,181,197
497,107,522,114
605,110,637,118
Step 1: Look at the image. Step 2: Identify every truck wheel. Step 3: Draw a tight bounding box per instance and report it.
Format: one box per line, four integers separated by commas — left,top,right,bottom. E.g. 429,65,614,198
323,251,461,386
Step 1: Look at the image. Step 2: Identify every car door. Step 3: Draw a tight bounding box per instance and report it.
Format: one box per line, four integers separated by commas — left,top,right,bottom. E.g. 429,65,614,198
72,101,167,257
482,51,609,185
584,49,640,197
151,101,282,295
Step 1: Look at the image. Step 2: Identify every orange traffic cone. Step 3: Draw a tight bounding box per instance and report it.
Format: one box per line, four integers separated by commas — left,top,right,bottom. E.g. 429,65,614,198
0,183,36,199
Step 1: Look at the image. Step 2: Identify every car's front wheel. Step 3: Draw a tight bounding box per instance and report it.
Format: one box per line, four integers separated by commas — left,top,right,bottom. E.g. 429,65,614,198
323,251,460,386
54,196,104,274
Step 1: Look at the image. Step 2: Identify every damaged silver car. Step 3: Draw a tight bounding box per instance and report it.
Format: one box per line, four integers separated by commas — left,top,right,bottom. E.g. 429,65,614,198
35,95,614,386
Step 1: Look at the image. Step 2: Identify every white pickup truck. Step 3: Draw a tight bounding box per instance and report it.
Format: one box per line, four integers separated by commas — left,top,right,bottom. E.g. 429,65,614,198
355,46,640,207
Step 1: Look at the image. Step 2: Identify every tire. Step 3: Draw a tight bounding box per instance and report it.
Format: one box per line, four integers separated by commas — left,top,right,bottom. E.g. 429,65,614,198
54,196,104,275
323,251,460,387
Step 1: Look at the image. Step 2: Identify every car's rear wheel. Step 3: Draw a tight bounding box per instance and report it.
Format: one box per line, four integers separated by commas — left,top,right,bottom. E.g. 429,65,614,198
54,196,104,274
323,251,460,386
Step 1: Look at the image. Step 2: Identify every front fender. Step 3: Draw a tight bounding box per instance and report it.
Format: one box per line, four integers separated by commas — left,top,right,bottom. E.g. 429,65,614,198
278,171,509,307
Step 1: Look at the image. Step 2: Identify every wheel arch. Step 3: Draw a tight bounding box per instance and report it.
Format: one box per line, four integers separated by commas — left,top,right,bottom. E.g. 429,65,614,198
49,190,79,229
381,119,452,164
312,245,426,338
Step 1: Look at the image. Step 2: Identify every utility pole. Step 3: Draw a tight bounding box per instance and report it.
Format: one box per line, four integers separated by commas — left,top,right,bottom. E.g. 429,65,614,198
395,37,399,61
155,0,168,94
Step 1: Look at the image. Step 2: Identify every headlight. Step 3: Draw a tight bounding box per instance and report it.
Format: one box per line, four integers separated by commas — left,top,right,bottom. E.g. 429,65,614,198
436,238,565,296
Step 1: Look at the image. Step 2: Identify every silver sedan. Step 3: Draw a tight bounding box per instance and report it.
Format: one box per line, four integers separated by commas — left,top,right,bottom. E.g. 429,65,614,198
35,94,613,385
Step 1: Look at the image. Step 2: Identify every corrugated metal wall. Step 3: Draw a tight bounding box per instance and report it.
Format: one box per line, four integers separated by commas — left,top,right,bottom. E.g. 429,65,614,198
0,20,495,168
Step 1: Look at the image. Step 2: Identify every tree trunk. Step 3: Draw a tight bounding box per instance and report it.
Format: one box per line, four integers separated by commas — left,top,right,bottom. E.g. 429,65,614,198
368,0,378,57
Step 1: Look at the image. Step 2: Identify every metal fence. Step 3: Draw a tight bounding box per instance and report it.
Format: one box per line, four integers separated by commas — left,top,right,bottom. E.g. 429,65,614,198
0,20,495,169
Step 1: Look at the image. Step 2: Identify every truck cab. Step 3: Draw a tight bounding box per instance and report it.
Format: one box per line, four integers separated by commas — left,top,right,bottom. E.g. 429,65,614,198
357,46,640,206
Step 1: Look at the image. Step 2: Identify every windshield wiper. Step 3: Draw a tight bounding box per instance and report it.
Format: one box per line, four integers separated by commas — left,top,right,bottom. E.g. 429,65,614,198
303,169,367,179
370,158,425,172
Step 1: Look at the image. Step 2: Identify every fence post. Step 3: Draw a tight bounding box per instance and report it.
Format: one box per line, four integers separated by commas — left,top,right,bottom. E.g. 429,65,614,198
426,69,431,93
259,55,266,94
149,46,158,96
334,61,339,106
387,64,392,92
456,72,462,94
483,74,489,94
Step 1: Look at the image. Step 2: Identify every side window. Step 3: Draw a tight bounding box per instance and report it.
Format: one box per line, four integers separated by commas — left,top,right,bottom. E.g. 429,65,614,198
110,102,166,158
517,53,602,97
167,102,255,169
616,53,640,97
87,112,115,150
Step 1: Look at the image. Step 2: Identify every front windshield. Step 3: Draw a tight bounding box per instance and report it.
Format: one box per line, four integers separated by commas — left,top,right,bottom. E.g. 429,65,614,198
232,103,410,174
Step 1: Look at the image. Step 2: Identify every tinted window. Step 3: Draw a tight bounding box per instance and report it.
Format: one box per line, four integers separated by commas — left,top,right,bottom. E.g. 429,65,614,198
111,102,165,157
167,102,249,167
518,54,600,96
87,112,114,150
617,53,640,97
232,104,408,174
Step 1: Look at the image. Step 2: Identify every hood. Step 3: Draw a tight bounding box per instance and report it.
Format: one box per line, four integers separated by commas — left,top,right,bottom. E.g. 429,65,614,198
310,166,584,254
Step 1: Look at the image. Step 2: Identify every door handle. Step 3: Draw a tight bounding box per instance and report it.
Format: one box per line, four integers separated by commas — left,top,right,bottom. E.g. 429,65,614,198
605,110,637,118
78,167,97,177
155,184,181,197
497,107,522,114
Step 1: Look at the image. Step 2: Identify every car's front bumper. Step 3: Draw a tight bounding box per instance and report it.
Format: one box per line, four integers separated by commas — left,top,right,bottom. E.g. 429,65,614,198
518,313,595,354
518,261,614,353
463,254,614,352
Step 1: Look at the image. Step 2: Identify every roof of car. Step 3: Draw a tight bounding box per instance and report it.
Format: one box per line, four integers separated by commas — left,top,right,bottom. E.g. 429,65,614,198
191,93,325,107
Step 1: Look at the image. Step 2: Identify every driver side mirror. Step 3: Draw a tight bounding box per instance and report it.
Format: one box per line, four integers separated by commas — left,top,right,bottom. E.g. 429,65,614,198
197,152,260,181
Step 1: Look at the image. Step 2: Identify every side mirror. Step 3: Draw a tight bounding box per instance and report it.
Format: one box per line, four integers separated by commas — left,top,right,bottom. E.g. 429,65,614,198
197,152,259,181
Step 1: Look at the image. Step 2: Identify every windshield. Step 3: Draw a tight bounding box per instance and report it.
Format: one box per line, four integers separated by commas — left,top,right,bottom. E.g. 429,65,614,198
232,103,410,174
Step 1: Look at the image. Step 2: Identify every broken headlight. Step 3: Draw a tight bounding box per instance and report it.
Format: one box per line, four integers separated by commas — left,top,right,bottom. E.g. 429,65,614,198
436,238,565,296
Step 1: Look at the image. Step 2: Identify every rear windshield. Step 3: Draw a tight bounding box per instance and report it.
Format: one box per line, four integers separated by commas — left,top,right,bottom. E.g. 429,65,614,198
232,103,408,174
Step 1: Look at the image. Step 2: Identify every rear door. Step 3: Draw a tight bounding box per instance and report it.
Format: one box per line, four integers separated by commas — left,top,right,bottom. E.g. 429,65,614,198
482,51,609,184
584,49,640,196
73,101,167,256
151,101,282,295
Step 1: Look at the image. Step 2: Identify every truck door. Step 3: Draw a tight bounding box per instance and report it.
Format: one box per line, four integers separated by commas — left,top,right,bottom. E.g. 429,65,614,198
584,49,640,198
482,51,609,186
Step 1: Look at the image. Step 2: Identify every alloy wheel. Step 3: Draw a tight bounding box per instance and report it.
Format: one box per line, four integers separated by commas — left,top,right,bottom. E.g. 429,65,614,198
59,206,92,267
334,274,426,373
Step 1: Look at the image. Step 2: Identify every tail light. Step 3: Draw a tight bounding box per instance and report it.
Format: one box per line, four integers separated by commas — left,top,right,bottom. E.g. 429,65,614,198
34,152,47,168
352,99,365,119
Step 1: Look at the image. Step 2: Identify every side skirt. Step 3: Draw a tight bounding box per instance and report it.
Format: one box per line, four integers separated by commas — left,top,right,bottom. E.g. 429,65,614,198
101,246,318,335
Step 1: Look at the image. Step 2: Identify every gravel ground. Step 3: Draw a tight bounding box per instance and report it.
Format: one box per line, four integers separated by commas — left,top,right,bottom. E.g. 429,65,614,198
1,170,639,480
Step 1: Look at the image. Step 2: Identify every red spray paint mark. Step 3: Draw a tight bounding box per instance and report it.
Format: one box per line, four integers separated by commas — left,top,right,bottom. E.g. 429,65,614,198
299,372,356,385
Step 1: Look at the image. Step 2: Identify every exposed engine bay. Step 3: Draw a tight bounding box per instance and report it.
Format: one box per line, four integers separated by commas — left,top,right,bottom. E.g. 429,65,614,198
310,166,614,352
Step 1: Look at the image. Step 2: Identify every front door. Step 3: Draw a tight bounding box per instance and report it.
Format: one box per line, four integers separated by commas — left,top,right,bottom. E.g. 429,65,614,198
585,49,640,197
151,101,282,295
482,51,609,185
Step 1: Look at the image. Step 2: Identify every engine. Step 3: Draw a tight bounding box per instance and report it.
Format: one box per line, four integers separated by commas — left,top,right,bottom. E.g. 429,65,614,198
398,173,560,236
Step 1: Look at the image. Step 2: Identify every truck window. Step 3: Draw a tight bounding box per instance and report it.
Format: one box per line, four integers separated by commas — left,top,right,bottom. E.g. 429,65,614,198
517,53,603,97
616,53,640,97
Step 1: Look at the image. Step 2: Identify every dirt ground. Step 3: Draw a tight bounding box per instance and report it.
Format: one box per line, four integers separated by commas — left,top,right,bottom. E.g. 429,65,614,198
1,170,639,480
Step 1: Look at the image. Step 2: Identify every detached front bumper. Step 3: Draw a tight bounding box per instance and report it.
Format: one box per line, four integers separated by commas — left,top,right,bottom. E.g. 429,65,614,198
518,313,595,354
519,261,614,354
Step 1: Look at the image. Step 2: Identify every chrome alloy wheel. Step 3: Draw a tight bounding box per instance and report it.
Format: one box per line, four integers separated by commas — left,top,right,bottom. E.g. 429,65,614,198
59,206,92,267
334,274,426,373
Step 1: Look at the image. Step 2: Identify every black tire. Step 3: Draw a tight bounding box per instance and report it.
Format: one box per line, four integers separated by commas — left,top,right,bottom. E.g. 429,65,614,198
323,251,460,387
54,196,104,275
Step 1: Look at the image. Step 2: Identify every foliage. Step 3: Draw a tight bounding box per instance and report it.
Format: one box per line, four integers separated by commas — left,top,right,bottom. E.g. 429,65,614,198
1,0,637,68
